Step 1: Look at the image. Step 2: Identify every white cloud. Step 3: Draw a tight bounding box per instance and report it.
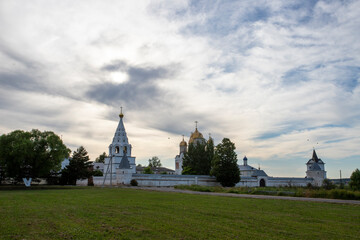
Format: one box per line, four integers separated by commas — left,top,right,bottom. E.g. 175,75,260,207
0,0,359,177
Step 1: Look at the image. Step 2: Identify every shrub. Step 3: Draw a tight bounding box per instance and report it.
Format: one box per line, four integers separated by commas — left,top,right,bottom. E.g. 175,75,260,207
130,179,138,186
143,167,153,174
322,179,335,190
93,170,103,177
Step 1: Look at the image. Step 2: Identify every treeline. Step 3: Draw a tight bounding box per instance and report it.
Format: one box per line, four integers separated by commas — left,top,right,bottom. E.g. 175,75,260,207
0,129,95,185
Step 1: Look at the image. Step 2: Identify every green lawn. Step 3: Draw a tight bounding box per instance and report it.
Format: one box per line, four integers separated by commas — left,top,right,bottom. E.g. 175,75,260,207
0,187,359,239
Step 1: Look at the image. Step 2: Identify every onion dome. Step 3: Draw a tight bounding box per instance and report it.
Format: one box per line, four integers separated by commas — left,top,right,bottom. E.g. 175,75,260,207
180,136,187,146
189,128,204,144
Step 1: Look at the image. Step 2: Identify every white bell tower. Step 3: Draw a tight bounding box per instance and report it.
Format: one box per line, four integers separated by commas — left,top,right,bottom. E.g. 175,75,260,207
104,107,136,178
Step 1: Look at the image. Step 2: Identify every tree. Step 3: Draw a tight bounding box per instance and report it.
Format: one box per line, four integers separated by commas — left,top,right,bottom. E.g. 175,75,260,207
206,137,215,173
95,152,107,163
148,156,162,167
211,138,240,187
60,146,92,185
143,166,153,174
182,141,211,175
349,168,360,191
0,129,70,183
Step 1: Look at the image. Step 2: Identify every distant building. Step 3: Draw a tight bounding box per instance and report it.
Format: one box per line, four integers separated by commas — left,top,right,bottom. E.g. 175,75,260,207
306,149,327,186
77,110,326,187
102,108,136,177
175,123,208,175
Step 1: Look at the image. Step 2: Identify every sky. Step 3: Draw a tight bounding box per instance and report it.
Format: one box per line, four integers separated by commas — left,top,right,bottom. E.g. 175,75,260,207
0,0,359,178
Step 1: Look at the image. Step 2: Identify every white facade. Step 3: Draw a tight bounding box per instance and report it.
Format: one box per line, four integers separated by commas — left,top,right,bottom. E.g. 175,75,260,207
103,110,136,177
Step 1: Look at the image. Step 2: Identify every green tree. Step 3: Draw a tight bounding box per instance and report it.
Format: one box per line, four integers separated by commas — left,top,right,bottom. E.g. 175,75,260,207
148,156,162,167
349,168,360,190
0,129,70,182
206,137,215,172
95,152,107,163
60,146,92,185
92,169,103,176
182,141,211,175
143,166,153,174
211,138,240,187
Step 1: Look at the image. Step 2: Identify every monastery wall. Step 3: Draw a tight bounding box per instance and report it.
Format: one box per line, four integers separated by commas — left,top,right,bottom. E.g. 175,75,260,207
133,174,220,187
77,174,221,187
77,175,313,187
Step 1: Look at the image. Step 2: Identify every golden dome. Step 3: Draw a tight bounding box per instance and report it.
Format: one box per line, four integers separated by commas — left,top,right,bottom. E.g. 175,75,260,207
180,135,187,146
189,128,204,144
180,140,187,146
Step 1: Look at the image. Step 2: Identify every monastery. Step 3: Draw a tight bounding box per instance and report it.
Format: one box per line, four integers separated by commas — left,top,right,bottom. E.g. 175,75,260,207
78,110,326,187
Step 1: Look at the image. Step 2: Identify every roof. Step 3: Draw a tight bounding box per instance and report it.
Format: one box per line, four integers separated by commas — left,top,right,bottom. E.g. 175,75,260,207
112,114,129,145
308,162,321,171
251,170,268,177
119,155,131,169
238,165,257,171
136,166,175,172
189,128,205,144
307,149,324,164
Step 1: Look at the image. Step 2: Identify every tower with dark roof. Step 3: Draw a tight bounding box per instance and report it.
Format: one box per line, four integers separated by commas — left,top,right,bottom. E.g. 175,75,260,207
306,149,326,186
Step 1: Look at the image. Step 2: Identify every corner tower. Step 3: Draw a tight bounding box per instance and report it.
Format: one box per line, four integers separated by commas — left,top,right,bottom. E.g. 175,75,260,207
306,149,326,186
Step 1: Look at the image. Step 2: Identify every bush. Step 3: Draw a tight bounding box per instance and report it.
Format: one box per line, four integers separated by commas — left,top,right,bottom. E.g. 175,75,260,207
322,179,335,190
93,170,103,177
143,167,153,174
130,179,138,186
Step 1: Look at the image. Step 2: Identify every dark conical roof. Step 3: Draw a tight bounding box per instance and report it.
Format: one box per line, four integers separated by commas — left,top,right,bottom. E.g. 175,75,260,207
312,149,319,162
119,155,130,169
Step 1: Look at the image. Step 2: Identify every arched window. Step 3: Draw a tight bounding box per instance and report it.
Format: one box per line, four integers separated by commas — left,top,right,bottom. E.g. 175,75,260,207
123,146,127,154
115,146,120,154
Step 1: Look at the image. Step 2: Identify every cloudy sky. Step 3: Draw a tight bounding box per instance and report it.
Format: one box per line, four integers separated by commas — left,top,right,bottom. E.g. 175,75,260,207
1,0,359,178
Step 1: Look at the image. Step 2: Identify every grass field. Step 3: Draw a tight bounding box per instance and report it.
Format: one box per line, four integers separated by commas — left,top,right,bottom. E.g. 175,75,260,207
175,185,360,200
0,187,359,239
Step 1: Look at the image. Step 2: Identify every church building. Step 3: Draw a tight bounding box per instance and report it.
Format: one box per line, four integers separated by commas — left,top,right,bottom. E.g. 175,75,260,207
175,122,207,175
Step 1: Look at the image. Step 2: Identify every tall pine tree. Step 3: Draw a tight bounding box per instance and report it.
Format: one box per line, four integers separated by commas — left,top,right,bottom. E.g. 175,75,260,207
211,138,240,187
182,141,210,175
60,146,92,185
